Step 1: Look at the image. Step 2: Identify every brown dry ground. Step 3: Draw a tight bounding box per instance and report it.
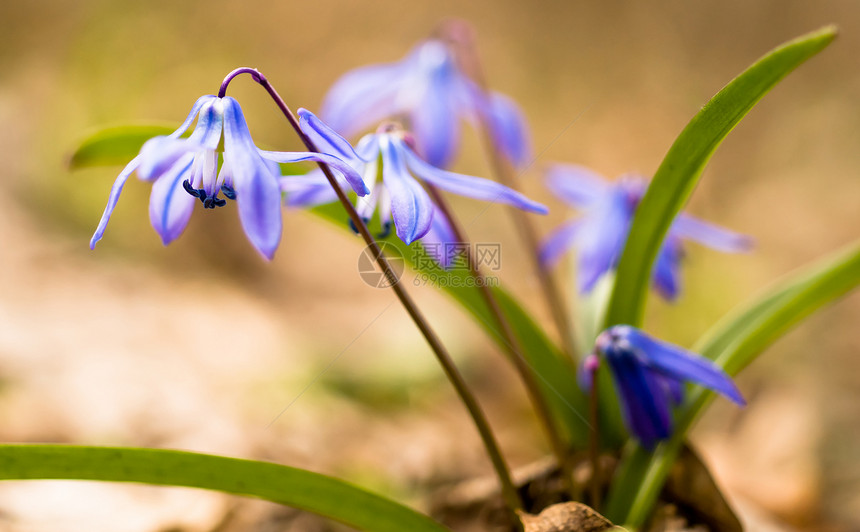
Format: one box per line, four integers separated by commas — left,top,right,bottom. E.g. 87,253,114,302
0,1,859,530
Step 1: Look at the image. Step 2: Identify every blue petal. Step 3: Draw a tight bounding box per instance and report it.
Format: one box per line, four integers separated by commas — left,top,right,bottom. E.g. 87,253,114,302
672,214,753,253
419,206,458,268
298,108,364,165
320,62,407,138
575,184,634,293
354,162,381,220
169,95,218,139
354,134,381,161
137,137,196,182
401,139,548,214
539,220,580,268
410,70,461,168
222,96,282,259
187,97,226,149
138,98,223,181
652,235,684,300
234,161,282,260
627,329,746,406
483,92,531,169
380,136,433,244
606,351,673,449
148,154,196,245
260,149,369,197
89,155,142,249
657,373,685,405
544,164,609,208
279,170,339,207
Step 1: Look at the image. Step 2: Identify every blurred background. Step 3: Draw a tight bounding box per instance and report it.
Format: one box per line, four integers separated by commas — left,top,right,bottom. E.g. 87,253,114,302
0,0,858,530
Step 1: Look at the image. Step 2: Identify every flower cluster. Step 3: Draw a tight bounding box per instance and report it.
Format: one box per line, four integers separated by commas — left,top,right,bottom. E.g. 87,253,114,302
91,84,544,266
541,165,752,299
89,33,748,456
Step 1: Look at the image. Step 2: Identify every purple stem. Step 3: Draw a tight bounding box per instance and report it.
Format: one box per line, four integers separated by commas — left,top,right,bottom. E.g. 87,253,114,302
218,68,525,519
218,67,265,98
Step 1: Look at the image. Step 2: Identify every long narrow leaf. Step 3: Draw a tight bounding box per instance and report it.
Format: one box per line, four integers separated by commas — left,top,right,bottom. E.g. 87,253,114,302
69,123,176,169
607,240,860,526
594,25,837,453
0,444,451,532
603,26,837,330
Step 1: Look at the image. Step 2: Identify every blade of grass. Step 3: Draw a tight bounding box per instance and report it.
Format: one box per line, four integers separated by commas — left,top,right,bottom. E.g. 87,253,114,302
603,25,837,330
0,444,451,532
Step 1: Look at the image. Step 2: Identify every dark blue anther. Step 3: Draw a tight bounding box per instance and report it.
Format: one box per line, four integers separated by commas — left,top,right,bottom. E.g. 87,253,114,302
182,180,200,198
203,196,227,209
377,221,392,239
185,180,228,209
221,184,237,200
348,217,371,235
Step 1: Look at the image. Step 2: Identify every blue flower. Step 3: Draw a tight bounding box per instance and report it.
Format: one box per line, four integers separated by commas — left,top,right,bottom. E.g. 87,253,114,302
321,39,531,169
540,165,752,299
280,109,547,248
90,95,367,259
589,325,745,449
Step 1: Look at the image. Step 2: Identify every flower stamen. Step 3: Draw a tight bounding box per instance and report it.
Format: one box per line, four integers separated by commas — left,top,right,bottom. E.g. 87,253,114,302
182,179,228,209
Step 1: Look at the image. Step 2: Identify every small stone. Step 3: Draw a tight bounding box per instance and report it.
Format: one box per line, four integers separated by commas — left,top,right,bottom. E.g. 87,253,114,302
518,502,616,532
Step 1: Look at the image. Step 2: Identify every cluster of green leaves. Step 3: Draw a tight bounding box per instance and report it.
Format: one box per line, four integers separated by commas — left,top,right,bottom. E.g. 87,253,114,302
596,25,850,527
14,24,849,531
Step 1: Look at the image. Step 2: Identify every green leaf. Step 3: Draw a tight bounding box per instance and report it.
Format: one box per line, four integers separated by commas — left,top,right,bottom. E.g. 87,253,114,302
0,444,451,532
603,26,837,330
606,239,860,526
68,123,176,169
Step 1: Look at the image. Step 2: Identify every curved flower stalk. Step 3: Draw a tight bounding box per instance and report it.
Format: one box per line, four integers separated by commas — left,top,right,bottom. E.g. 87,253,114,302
279,109,547,250
321,39,531,169
585,325,745,449
540,164,752,299
90,95,367,259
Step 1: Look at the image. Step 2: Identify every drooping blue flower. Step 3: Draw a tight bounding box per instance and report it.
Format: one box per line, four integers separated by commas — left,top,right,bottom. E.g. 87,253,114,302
279,109,547,249
321,39,531,169
587,325,745,449
90,95,368,259
540,165,752,299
